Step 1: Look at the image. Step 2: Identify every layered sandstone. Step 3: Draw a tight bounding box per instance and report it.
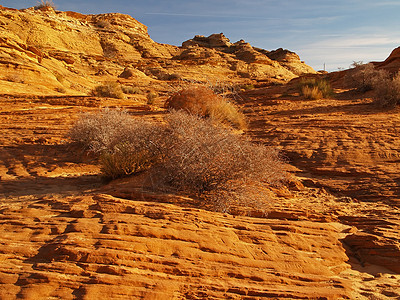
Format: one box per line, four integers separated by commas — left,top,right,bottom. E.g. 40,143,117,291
0,6,315,96
0,4,399,300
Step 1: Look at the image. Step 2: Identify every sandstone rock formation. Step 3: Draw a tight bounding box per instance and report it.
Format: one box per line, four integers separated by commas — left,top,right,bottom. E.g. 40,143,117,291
0,6,315,96
375,46,400,73
180,33,316,79
1,91,399,299
1,4,400,300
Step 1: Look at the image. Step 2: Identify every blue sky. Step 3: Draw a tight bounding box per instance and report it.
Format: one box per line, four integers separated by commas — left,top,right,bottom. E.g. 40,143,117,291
2,0,399,71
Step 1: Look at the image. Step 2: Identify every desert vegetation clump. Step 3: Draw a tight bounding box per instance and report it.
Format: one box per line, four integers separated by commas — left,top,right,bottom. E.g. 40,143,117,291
69,109,165,179
146,91,158,105
96,20,111,29
69,109,286,212
92,82,125,99
34,0,56,10
349,62,388,92
349,63,400,107
165,85,247,130
151,111,286,202
121,85,143,95
373,72,400,108
298,77,333,100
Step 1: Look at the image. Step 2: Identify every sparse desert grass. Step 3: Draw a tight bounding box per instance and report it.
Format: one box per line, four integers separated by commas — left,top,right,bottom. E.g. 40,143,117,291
92,82,125,99
69,109,286,211
122,85,143,95
34,0,56,9
146,91,158,105
299,78,333,100
165,85,247,130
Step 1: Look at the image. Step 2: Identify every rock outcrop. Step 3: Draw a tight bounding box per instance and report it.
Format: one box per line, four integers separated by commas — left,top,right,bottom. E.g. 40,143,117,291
375,46,400,73
0,6,315,95
1,93,399,299
180,33,316,79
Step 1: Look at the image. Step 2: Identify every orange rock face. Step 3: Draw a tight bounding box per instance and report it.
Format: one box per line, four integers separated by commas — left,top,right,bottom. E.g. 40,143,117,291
0,7,316,96
0,5,400,300
1,91,400,299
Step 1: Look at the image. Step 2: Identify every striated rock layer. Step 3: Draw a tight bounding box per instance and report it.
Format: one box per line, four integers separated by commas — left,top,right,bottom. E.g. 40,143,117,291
0,6,315,96
0,4,400,300
0,93,399,299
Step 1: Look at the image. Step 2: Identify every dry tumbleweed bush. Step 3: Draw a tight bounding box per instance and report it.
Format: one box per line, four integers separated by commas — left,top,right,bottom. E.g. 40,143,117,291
69,109,165,179
150,111,287,212
165,85,247,130
69,109,287,212
349,63,400,107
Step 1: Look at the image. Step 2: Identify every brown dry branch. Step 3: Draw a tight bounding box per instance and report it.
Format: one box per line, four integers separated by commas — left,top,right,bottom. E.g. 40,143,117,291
149,110,286,211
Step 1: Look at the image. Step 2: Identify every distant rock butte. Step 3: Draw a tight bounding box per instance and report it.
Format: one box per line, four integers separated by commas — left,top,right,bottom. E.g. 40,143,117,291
0,6,316,95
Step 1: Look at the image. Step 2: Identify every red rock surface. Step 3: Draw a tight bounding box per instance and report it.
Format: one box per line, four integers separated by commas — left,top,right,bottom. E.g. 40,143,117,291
1,92,400,299
0,5,400,300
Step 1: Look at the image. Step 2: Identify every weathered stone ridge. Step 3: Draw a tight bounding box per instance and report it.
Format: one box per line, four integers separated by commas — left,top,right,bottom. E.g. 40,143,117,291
0,6,315,95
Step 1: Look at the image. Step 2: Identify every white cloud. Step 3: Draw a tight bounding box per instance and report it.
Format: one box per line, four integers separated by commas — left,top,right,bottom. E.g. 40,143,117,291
310,36,397,49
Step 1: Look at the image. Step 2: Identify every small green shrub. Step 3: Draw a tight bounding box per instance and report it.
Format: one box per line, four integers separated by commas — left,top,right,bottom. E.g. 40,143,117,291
298,78,333,99
92,82,125,99
100,141,161,179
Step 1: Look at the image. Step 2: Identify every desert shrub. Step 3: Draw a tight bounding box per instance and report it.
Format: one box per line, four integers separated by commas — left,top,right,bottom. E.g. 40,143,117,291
69,109,286,210
242,84,255,91
55,86,66,93
69,108,136,153
122,85,143,95
165,85,247,130
99,126,164,179
96,20,111,29
92,82,124,99
146,91,158,105
69,109,165,179
298,78,333,99
349,62,388,92
348,63,400,107
151,111,286,201
34,0,56,9
373,72,400,108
